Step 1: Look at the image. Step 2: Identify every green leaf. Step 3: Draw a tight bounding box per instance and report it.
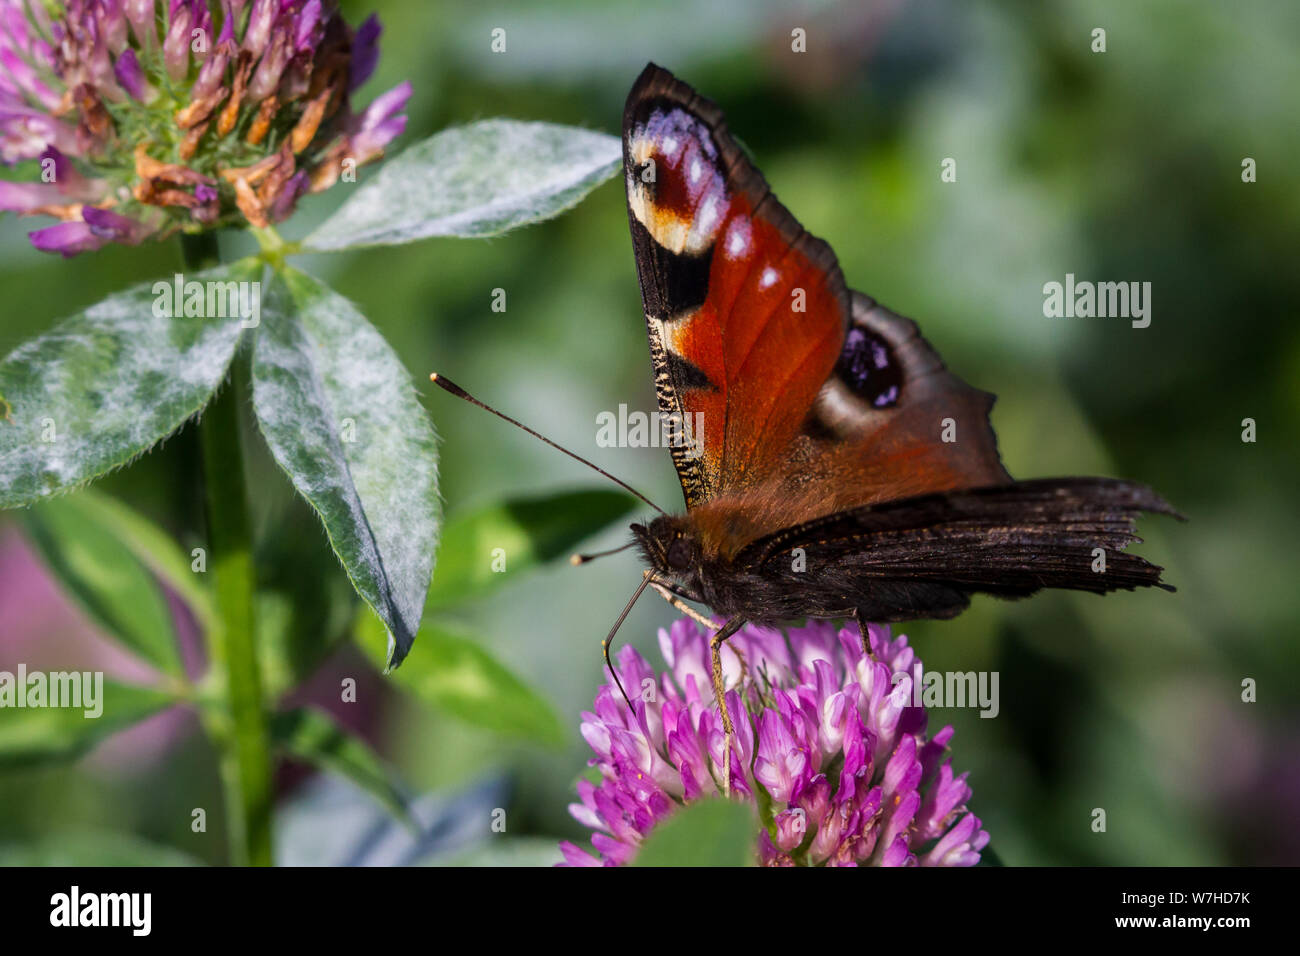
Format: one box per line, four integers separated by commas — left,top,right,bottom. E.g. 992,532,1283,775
19,493,185,676
0,261,260,508
270,707,413,826
303,120,621,250
425,489,637,611
356,613,563,746
69,489,217,637
255,499,360,700
255,583,355,702
0,679,178,769
252,267,440,668
632,799,758,867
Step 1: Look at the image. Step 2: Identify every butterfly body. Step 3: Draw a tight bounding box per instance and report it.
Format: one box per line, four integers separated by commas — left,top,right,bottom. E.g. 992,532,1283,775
620,63,1177,634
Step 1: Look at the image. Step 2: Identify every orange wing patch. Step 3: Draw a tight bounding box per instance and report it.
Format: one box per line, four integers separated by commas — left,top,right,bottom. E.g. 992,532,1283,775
624,65,850,507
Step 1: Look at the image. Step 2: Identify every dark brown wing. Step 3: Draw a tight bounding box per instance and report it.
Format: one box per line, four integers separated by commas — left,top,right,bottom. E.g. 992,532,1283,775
728,477,1179,621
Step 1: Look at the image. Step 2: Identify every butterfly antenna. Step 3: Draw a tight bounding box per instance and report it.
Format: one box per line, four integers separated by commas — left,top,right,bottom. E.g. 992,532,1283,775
570,541,635,566
602,573,654,714
430,374,666,517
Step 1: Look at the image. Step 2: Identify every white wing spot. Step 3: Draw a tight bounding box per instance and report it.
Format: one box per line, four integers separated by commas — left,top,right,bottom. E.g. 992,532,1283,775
728,228,748,257
696,197,719,234
760,267,778,289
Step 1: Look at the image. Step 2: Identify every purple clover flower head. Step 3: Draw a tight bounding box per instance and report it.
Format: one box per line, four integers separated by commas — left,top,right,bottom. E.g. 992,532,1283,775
0,0,409,254
560,617,989,867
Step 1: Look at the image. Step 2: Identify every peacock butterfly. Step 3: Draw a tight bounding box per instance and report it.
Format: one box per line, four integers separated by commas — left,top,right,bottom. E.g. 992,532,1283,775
615,63,1177,776
435,63,1178,787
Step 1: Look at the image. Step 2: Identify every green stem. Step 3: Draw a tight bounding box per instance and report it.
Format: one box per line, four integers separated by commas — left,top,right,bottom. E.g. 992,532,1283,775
249,224,299,270
183,233,273,867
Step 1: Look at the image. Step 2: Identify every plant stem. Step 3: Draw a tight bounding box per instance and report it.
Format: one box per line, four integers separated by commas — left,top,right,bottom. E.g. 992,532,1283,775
249,224,298,269
184,233,273,867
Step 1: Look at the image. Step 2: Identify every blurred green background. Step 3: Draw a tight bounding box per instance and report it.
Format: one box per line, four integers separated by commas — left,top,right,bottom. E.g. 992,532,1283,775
2,0,1297,865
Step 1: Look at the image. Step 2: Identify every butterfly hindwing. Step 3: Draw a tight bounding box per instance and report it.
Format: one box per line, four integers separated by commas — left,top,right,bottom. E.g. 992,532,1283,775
729,477,1178,623
792,291,1013,503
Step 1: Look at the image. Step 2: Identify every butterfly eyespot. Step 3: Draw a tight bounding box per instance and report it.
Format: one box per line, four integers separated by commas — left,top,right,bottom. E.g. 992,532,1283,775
835,325,902,409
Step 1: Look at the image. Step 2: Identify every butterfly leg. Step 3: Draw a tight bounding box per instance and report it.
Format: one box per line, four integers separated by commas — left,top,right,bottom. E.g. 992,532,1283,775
709,616,746,798
853,609,877,659
648,578,716,631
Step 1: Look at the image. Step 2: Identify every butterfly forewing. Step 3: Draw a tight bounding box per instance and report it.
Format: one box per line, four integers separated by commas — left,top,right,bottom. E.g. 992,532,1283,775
623,64,850,509
624,64,1014,556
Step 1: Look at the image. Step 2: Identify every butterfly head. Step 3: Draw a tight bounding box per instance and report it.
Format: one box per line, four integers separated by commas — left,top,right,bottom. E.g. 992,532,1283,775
631,515,702,582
